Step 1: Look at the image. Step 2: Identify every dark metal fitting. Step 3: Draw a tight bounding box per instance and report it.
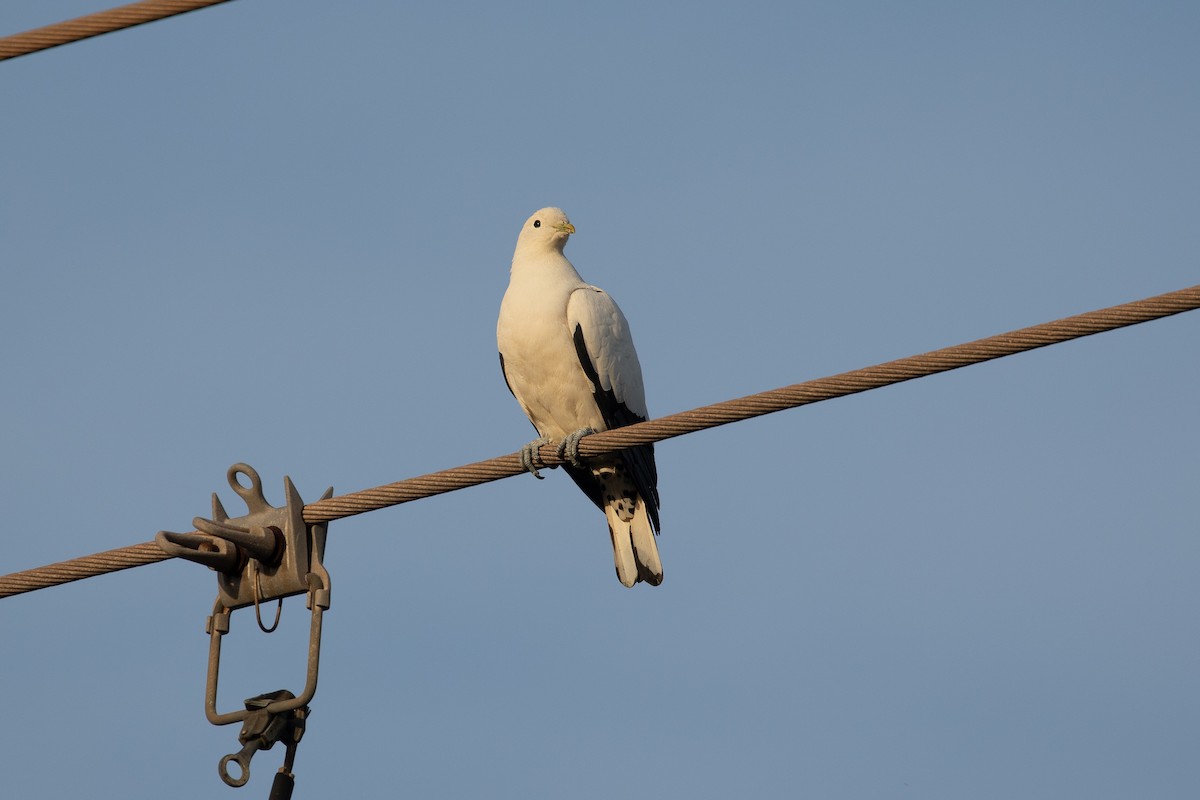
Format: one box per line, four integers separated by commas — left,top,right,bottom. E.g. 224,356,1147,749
217,690,308,788
157,463,332,612
160,463,333,792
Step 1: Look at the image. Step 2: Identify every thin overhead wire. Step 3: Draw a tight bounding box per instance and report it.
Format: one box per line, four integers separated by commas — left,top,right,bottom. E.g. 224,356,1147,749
0,0,236,61
1,283,1197,599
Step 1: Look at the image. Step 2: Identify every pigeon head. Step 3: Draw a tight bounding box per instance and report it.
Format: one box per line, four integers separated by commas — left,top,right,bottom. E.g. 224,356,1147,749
515,207,575,256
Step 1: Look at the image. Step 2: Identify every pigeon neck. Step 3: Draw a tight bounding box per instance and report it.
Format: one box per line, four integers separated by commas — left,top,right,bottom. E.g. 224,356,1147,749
510,250,583,282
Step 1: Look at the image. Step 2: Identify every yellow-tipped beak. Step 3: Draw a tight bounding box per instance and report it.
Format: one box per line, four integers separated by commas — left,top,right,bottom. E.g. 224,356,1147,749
554,222,576,235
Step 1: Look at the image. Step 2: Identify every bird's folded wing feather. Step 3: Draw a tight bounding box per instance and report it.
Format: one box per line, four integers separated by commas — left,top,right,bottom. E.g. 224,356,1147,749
566,286,648,419
566,286,661,528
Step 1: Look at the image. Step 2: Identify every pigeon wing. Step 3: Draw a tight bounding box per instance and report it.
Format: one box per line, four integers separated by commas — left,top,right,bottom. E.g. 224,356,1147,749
566,286,661,531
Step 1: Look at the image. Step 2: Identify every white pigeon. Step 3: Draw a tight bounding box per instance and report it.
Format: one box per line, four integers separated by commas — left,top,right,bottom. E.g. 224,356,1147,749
497,207,663,587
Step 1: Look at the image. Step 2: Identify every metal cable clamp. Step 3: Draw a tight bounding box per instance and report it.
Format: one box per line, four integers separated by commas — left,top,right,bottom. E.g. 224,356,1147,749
156,463,332,794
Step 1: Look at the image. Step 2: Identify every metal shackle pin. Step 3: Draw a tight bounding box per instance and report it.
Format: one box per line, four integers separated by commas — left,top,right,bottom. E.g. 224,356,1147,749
193,517,284,566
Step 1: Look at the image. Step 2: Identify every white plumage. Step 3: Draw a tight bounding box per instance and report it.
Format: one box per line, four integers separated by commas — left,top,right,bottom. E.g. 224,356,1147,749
497,207,663,587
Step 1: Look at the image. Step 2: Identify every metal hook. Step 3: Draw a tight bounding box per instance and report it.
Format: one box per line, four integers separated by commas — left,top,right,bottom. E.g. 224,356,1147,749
253,561,283,634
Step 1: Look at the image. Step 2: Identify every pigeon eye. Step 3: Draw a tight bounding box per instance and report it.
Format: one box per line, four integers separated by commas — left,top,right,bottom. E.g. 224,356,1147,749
533,220,541,228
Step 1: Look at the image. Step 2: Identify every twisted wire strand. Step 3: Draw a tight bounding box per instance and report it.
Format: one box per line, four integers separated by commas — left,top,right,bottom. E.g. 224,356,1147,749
2,284,1197,598
0,0,236,61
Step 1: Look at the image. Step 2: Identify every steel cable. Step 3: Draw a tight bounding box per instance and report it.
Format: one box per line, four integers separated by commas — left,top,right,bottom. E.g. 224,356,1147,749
1,284,1197,598
0,0,236,61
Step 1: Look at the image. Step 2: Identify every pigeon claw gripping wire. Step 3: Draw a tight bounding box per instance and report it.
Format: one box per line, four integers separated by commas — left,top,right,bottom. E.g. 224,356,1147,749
519,435,553,479
556,427,596,469
154,463,332,793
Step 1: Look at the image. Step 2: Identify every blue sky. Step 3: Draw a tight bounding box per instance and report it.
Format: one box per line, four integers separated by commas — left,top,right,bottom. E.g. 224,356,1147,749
2,2,1197,797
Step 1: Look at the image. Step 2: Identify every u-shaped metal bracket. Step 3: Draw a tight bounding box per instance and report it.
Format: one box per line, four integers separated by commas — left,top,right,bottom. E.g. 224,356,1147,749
204,575,327,727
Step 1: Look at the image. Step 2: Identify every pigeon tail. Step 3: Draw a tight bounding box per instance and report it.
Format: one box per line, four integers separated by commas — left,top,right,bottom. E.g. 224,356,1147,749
600,470,662,588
